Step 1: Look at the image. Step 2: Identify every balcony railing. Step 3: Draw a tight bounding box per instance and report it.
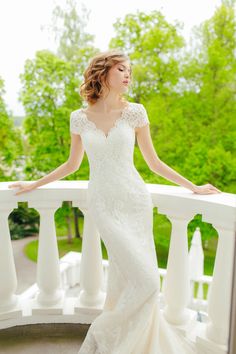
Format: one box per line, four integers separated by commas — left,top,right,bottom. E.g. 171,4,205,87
0,180,235,354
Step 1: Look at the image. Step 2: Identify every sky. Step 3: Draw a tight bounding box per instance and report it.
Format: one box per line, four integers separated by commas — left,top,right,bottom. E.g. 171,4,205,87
0,0,223,116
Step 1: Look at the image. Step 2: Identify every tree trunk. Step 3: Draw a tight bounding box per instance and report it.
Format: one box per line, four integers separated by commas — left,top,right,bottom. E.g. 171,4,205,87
73,207,81,238
66,201,73,244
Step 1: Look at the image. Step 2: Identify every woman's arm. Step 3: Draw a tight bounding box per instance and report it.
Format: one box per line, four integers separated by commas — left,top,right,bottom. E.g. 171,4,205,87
136,125,221,194
8,133,84,195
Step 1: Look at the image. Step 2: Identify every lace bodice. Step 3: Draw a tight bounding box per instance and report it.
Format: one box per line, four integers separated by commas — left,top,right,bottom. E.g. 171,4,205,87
70,102,150,185
70,102,149,137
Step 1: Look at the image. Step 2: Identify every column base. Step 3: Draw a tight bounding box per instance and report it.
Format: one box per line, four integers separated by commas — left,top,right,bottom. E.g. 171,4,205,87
75,290,106,313
35,288,64,307
31,292,64,315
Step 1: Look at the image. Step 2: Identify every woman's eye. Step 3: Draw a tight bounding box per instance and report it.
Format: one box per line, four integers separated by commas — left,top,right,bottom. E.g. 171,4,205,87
118,68,124,71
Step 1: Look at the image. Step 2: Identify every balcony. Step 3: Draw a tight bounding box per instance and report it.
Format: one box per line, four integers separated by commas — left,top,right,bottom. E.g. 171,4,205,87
0,180,235,353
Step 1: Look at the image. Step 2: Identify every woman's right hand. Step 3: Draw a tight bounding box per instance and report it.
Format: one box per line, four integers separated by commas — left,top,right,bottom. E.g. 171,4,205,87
8,182,37,196
191,183,222,195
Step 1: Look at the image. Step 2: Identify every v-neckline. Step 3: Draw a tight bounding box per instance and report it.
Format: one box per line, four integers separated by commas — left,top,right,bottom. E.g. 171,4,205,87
80,102,130,139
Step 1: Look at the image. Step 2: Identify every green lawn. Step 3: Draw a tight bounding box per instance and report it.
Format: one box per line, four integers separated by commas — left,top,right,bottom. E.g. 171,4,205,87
24,237,108,262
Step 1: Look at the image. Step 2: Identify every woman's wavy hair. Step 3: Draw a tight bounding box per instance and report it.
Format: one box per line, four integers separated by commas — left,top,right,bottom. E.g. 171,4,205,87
79,49,132,105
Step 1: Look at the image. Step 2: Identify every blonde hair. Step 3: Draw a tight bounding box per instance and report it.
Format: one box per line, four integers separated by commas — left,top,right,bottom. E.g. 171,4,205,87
79,49,132,105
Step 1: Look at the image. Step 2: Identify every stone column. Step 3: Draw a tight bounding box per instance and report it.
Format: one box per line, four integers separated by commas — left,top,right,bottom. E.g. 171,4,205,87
206,224,235,345
0,202,21,319
74,204,106,313
163,214,193,325
28,200,64,313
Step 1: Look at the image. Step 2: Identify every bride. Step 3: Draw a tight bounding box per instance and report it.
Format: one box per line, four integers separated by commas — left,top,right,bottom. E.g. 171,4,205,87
9,49,221,354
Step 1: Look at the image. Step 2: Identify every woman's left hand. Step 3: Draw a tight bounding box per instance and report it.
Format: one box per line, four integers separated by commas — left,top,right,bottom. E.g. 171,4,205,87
191,183,222,195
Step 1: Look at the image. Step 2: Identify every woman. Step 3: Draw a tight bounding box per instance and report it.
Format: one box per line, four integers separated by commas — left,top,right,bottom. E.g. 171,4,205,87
9,49,220,353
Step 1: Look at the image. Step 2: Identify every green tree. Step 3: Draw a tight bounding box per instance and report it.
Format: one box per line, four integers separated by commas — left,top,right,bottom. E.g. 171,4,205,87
180,0,236,192
19,0,98,241
109,10,189,185
50,0,95,63
109,5,236,193
110,10,185,102
0,77,23,181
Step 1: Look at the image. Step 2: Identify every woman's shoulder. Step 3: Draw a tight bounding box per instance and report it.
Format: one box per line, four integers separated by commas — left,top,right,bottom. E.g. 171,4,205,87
125,102,149,127
127,101,146,110
70,108,87,134
70,107,84,117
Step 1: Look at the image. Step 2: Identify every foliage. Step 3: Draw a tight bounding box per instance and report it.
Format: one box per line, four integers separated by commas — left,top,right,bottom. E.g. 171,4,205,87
110,10,185,102
9,203,39,240
0,78,23,181
50,0,95,62
10,0,97,240
108,4,236,193
179,1,236,192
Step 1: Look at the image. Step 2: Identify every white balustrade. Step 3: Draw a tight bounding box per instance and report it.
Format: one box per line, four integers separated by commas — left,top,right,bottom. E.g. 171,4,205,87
0,181,234,354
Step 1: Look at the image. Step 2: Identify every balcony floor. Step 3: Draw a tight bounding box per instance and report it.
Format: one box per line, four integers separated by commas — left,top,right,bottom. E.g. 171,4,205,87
0,323,89,354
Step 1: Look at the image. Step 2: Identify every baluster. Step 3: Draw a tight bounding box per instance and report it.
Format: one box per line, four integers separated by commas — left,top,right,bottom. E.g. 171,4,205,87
188,227,204,281
73,203,106,313
162,214,195,325
28,200,64,313
0,203,22,319
206,225,235,345
196,210,235,353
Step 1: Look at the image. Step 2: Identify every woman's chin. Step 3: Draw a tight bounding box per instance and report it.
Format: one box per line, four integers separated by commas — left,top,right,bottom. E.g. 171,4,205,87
121,86,129,93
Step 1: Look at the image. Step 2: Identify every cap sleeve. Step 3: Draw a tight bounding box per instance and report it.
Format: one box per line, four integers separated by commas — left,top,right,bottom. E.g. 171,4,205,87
127,103,150,129
70,110,85,135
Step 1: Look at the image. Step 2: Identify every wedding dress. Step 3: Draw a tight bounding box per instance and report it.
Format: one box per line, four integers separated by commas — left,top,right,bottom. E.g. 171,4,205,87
70,102,197,354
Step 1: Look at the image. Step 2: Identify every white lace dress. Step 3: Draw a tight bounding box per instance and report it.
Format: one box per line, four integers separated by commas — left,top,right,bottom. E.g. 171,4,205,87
70,102,196,354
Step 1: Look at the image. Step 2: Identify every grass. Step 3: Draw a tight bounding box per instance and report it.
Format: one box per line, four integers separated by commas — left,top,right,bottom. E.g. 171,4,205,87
24,237,109,262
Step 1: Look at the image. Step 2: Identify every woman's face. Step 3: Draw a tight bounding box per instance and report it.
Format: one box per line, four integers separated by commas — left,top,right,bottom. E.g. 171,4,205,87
106,60,131,94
